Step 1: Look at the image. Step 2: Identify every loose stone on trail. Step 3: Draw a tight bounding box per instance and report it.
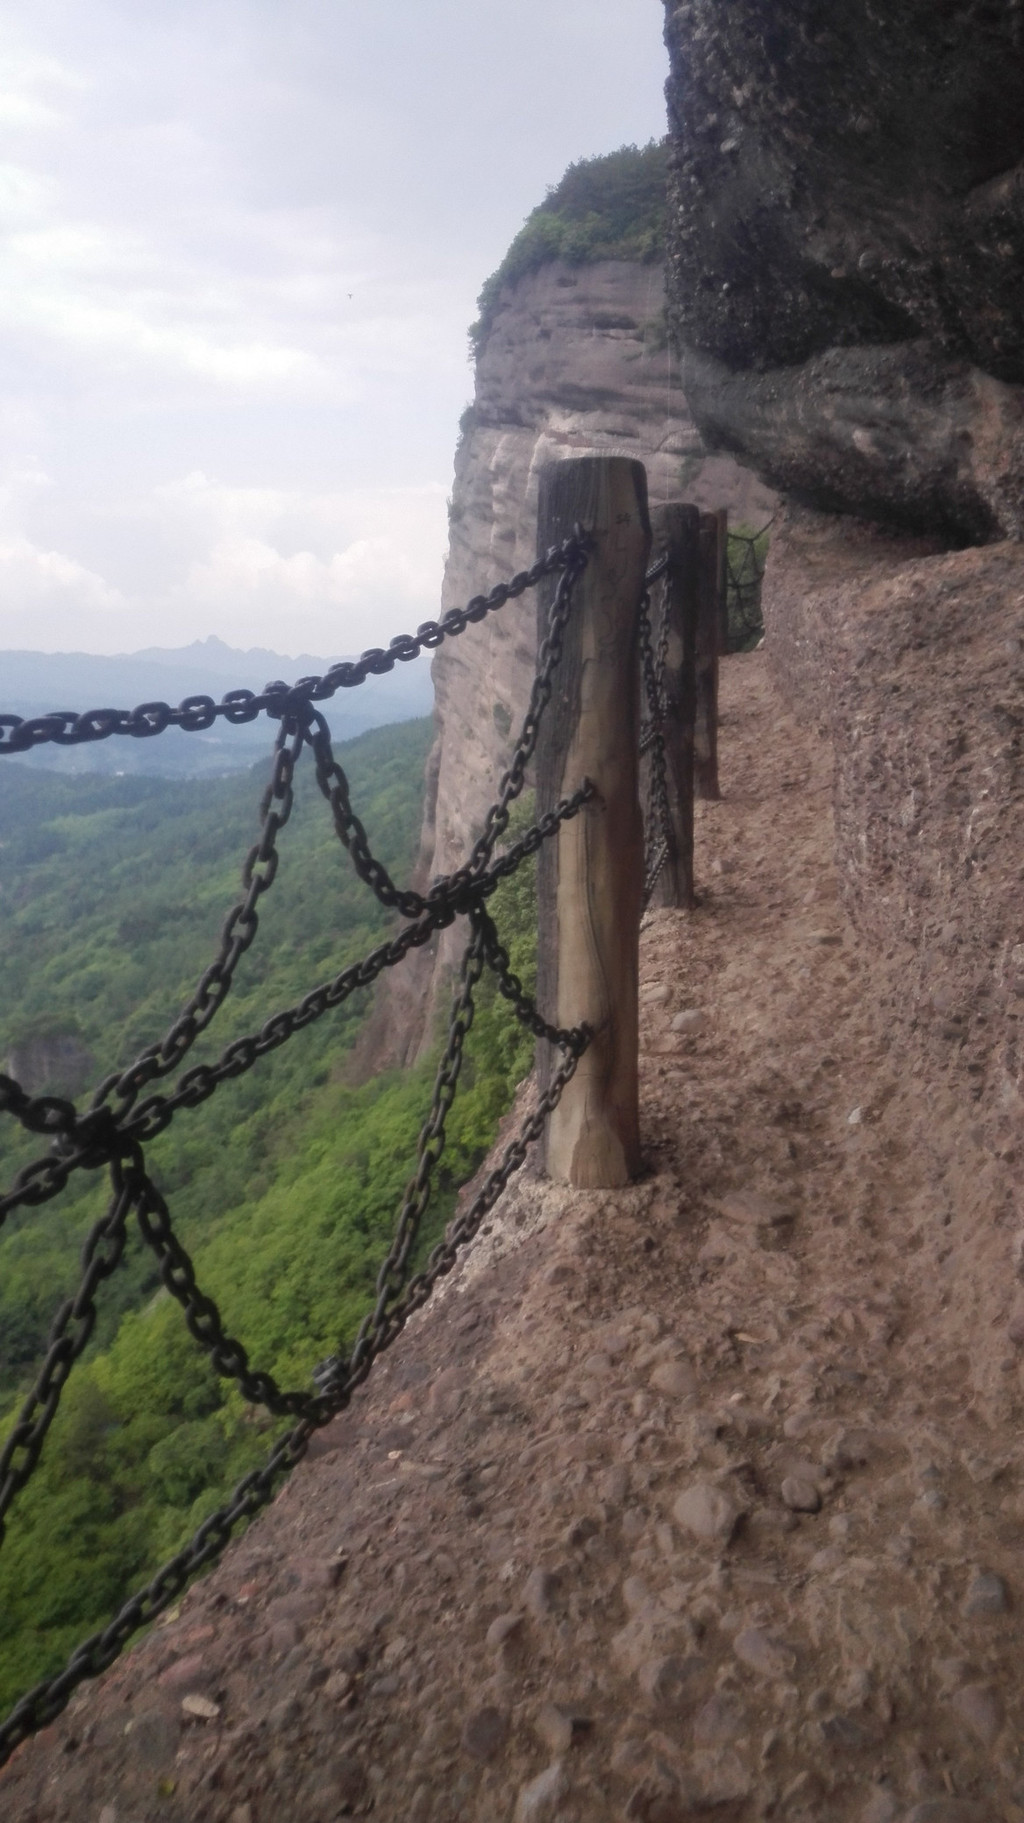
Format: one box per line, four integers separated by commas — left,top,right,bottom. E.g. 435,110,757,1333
180,1693,220,1722
950,1682,1004,1746
781,1474,821,1513
460,1705,508,1761
673,1481,744,1543
650,1358,697,1399
513,1761,568,1821
715,1190,793,1228
962,1571,1010,1617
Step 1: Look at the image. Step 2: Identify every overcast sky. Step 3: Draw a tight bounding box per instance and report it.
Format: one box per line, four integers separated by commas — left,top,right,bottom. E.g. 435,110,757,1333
0,2,669,660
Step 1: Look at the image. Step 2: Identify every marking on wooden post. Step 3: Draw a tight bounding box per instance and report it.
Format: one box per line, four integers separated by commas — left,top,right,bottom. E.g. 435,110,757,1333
535,458,650,1187
694,511,723,802
648,503,700,910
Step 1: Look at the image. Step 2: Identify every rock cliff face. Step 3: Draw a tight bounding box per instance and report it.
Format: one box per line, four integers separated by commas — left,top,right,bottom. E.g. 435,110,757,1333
762,511,1024,1138
365,258,773,1067
662,0,1024,539
661,0,1024,1135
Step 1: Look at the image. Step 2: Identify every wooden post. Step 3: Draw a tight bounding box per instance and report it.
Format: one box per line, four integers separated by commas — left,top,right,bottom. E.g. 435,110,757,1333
714,507,730,657
648,503,700,910
535,457,650,1187
694,511,722,801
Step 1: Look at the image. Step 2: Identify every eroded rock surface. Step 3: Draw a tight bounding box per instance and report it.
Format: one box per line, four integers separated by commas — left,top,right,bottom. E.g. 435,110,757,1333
662,0,1024,537
762,506,1024,1140
362,259,773,1069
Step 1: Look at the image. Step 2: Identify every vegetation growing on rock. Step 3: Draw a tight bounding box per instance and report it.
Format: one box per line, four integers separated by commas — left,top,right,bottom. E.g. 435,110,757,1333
469,141,669,354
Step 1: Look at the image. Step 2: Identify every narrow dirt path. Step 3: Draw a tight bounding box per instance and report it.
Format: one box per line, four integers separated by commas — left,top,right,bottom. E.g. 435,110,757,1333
5,654,1022,1823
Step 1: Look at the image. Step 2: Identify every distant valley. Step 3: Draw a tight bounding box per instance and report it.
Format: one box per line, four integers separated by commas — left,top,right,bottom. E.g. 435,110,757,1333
0,635,434,778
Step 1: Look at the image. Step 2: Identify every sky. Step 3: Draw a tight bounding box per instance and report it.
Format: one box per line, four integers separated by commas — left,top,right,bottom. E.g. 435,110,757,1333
0,2,669,660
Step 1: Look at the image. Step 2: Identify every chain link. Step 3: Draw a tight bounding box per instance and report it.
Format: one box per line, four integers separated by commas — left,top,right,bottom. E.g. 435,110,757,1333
0,1037,585,1763
0,543,595,1761
0,538,588,759
0,1158,140,1539
305,540,589,918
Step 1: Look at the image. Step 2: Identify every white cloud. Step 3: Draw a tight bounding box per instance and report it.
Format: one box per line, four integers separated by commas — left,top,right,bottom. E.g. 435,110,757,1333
158,475,449,655
0,0,668,661
0,471,448,657
0,43,87,131
0,533,128,650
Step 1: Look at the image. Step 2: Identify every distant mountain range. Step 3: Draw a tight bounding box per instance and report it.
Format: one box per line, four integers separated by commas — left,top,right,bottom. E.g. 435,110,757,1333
0,637,434,778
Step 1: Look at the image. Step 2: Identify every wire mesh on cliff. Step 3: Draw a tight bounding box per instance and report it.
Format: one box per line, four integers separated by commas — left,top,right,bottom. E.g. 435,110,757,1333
0,537,595,1762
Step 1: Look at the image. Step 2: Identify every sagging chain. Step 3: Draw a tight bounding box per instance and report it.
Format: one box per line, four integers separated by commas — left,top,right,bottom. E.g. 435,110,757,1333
0,1031,585,1762
0,539,594,1762
307,542,588,917
0,782,592,1227
0,538,588,759
638,561,673,906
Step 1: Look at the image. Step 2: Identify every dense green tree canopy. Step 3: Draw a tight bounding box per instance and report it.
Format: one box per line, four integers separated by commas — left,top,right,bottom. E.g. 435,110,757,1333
0,719,541,1714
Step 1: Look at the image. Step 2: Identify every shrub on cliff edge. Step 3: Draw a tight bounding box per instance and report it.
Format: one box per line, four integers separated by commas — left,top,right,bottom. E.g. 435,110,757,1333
469,141,669,355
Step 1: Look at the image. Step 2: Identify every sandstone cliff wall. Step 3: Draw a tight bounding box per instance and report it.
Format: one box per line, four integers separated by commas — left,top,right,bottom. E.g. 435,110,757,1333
363,258,774,1069
662,0,1024,540
762,512,1024,1164
662,0,1024,1156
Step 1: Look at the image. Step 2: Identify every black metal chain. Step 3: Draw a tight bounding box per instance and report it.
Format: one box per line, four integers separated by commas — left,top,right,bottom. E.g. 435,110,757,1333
83,717,306,1130
0,542,594,1763
0,538,588,759
0,783,592,1229
0,1037,585,1764
306,542,589,918
0,1156,141,1539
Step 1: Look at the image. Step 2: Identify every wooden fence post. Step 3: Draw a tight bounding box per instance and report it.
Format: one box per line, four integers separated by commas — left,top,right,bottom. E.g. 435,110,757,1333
714,507,730,657
648,503,700,910
694,511,723,801
535,457,650,1187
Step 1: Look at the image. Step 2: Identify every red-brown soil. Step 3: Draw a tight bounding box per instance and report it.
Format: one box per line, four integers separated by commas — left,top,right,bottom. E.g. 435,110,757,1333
4,653,1022,1823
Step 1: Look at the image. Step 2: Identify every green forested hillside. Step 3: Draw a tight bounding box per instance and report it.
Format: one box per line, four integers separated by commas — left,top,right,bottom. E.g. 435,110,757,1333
470,140,669,353
0,718,538,1711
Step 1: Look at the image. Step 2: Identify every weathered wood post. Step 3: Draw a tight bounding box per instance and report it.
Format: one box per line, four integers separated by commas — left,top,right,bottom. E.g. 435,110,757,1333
535,457,650,1187
714,507,730,657
648,503,700,910
694,510,723,801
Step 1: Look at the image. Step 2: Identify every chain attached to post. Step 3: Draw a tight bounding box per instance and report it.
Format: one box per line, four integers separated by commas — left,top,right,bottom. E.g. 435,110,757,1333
0,536,594,1762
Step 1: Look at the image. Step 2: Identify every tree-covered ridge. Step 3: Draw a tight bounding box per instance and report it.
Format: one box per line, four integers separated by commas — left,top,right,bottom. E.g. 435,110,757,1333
469,140,669,354
0,721,539,1712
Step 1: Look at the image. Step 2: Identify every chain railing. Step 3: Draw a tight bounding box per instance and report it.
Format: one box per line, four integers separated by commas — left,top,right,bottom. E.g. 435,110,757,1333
0,466,741,1760
0,536,594,1762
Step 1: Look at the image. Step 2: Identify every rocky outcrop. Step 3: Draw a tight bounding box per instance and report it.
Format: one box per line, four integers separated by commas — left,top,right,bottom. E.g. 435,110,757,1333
364,258,773,1068
763,508,1024,1131
662,0,1024,1130
662,0,1024,538
680,343,1024,542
